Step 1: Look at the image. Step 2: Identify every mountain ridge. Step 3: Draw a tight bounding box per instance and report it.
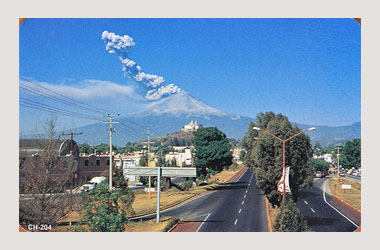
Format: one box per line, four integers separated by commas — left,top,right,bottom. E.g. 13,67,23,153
20,91,361,147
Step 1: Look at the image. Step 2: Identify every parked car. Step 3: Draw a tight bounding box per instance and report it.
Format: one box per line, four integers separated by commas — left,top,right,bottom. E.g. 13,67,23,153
316,171,322,178
80,176,106,192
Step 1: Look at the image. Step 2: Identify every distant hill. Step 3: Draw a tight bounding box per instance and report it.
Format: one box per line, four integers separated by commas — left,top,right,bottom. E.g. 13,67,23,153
295,121,361,147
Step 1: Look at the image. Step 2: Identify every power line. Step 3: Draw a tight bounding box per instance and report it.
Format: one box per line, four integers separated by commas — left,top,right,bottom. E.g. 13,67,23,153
113,125,145,142
116,122,146,139
19,84,105,115
20,98,104,122
20,77,117,115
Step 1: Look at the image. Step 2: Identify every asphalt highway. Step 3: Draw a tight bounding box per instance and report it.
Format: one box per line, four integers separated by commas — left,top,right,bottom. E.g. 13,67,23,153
296,178,359,232
139,167,269,232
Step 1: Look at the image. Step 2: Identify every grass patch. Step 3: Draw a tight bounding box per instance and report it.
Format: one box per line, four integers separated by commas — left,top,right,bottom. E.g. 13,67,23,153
328,178,361,211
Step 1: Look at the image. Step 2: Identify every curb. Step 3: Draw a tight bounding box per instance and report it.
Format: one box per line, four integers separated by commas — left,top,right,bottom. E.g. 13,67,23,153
265,198,273,232
167,221,180,232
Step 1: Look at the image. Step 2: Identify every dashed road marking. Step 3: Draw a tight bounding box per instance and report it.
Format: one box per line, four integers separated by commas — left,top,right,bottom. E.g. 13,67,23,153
234,219,238,225
244,195,246,199
304,200,308,205
242,201,245,205
246,190,248,193
311,208,315,213
239,209,242,213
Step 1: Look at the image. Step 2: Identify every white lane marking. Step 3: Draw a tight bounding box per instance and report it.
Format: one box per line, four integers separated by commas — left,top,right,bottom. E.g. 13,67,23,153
323,181,359,228
304,200,308,205
239,208,242,213
161,168,250,219
242,201,245,205
246,190,248,193
244,195,246,199
234,219,238,225
196,213,211,232
311,208,315,213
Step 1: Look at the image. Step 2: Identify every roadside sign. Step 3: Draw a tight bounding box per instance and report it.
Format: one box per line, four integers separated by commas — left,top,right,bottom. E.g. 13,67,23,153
144,188,156,192
342,184,352,189
123,166,196,177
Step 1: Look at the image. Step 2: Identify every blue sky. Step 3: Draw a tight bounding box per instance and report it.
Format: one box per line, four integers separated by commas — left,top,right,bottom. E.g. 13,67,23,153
19,18,361,134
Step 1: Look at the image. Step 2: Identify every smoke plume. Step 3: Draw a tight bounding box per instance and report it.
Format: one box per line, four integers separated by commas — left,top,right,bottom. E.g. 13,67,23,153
101,31,181,100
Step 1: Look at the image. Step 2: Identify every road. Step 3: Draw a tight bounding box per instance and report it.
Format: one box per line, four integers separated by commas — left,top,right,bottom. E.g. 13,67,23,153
296,177,359,232
136,167,269,232
343,175,361,183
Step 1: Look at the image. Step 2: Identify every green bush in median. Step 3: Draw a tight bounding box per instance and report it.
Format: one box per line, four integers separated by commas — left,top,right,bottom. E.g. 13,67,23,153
274,196,310,232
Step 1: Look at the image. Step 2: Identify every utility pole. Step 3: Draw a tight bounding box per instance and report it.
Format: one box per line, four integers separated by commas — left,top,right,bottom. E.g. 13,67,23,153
143,128,154,199
103,114,119,191
336,147,342,180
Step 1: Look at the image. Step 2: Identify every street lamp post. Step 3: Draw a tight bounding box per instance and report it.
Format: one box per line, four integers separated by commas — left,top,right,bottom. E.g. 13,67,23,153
253,126,316,204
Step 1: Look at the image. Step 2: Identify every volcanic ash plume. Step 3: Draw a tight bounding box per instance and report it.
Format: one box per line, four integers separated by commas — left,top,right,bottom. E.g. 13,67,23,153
101,31,180,100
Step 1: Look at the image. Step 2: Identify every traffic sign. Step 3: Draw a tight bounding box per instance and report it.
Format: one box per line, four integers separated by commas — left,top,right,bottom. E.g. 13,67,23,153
144,188,156,192
122,166,196,177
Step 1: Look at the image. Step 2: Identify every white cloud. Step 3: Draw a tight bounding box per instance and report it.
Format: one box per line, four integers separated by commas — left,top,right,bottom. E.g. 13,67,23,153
20,78,145,101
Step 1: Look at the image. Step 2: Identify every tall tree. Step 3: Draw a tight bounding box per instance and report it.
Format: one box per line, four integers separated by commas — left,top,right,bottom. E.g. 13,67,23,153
341,138,361,169
310,158,329,172
192,127,233,180
242,112,313,206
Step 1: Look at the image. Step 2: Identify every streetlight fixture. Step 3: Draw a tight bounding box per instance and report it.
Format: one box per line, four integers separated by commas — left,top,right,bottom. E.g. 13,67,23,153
253,126,316,204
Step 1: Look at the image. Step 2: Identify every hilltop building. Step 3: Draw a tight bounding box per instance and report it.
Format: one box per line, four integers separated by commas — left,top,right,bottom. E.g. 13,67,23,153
181,120,199,132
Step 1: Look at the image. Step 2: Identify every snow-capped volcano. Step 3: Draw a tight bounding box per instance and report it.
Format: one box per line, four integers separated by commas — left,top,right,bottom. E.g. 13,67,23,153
133,91,232,118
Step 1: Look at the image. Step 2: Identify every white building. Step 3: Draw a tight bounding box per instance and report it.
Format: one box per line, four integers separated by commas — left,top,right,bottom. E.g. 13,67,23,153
165,148,193,167
322,154,333,163
181,120,199,132
122,158,138,183
232,147,242,160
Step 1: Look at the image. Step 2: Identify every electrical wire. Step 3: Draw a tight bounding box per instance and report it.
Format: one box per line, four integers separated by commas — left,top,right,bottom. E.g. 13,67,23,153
20,76,117,115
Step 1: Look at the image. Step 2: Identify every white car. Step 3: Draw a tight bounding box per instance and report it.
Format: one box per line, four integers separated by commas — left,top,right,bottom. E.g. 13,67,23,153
80,176,106,192
80,183,97,192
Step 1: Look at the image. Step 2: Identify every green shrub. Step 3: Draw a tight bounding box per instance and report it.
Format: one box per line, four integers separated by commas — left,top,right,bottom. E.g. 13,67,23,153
78,184,134,232
274,196,310,232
